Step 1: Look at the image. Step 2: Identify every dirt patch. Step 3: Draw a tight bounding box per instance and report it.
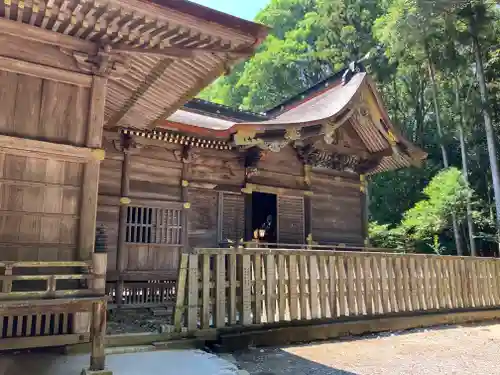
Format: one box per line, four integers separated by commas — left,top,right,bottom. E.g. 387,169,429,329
106,308,175,335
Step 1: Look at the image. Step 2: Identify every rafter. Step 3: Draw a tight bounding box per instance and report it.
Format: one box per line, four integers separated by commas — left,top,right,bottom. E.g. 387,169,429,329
111,44,254,60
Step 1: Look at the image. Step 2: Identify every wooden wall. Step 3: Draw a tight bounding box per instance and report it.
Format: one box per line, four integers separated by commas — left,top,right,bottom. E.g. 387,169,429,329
310,169,363,245
0,71,89,146
98,140,184,279
97,140,365,279
0,70,103,262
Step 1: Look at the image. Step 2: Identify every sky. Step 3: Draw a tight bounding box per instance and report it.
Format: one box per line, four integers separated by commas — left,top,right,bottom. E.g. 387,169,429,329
190,0,269,20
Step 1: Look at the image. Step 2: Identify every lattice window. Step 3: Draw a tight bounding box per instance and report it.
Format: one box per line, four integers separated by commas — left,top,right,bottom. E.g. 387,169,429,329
126,206,182,245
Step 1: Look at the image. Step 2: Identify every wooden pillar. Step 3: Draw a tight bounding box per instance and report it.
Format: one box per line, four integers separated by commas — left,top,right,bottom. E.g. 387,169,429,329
243,189,253,242
86,253,108,373
303,163,313,244
181,146,191,252
304,193,312,244
89,300,107,371
115,139,131,306
360,174,370,248
78,76,107,261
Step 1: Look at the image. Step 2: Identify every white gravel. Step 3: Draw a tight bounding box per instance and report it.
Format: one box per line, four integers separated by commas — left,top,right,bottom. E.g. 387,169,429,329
232,322,500,375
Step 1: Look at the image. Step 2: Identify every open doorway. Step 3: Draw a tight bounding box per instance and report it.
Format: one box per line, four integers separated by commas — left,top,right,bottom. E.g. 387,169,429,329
251,192,277,243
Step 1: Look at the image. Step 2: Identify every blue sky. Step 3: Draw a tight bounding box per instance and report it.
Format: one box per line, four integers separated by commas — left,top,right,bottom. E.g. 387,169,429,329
190,0,269,20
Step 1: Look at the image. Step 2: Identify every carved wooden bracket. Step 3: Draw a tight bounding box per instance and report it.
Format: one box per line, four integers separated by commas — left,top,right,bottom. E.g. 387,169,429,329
112,132,139,153
173,145,196,164
61,45,130,79
238,146,266,179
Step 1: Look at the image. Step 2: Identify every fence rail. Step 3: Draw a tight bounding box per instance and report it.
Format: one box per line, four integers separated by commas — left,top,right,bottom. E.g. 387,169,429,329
174,248,500,332
0,260,103,301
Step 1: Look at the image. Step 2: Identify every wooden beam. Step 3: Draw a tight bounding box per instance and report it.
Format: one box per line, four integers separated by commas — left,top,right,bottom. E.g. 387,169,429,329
0,333,90,351
0,18,96,54
0,134,101,162
0,56,92,87
112,44,253,59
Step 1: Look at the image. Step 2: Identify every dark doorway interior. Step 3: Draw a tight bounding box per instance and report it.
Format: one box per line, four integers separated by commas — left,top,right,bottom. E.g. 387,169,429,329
252,192,277,243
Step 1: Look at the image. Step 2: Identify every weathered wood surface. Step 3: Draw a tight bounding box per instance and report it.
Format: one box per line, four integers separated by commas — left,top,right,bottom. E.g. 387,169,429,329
311,170,363,245
174,249,500,331
0,71,90,145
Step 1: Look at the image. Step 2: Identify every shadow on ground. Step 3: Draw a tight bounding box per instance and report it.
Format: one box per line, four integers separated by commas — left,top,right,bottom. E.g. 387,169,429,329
232,347,359,375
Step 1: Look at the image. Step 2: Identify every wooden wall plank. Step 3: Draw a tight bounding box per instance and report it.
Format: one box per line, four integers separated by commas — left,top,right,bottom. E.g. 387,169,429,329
13,74,42,138
0,71,18,134
277,195,305,244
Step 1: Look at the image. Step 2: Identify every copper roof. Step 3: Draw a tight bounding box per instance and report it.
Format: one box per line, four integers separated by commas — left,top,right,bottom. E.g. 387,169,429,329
0,0,268,130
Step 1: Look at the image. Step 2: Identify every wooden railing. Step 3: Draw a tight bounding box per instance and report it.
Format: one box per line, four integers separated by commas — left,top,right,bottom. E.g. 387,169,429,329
0,254,108,373
0,260,102,300
107,280,176,309
220,241,400,253
173,248,500,332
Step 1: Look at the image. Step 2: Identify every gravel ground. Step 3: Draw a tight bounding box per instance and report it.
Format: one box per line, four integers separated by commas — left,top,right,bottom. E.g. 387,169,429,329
229,322,500,375
107,308,175,335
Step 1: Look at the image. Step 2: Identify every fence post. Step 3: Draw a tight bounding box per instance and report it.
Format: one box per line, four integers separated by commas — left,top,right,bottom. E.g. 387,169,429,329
241,254,252,325
174,254,189,332
2,265,12,293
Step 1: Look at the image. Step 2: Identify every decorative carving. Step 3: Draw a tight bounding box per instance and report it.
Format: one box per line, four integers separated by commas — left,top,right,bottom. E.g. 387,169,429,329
113,132,139,152
323,122,339,145
62,45,130,78
239,146,265,179
173,146,195,164
341,60,366,85
284,127,301,141
295,144,382,173
264,140,287,152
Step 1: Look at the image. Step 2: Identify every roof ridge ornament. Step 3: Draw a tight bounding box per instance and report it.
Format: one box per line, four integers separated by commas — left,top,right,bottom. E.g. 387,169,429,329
341,51,370,86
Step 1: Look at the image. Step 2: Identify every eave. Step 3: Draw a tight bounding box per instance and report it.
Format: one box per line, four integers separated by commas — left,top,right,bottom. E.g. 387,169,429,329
0,0,269,132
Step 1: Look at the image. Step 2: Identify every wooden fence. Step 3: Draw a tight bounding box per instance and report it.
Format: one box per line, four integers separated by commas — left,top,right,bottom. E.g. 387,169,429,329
173,248,500,332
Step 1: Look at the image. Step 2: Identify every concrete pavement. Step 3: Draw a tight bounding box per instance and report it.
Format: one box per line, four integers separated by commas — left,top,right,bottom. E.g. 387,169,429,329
0,349,241,375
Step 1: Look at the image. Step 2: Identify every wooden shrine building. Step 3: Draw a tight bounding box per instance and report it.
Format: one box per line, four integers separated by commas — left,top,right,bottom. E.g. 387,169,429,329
0,0,268,367
98,63,426,301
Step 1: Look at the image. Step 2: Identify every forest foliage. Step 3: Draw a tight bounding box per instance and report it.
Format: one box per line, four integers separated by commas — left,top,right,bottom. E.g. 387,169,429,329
199,0,500,256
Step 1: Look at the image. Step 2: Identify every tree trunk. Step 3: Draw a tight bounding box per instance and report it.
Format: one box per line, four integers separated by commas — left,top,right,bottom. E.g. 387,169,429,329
427,51,463,255
456,78,477,256
471,31,500,246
